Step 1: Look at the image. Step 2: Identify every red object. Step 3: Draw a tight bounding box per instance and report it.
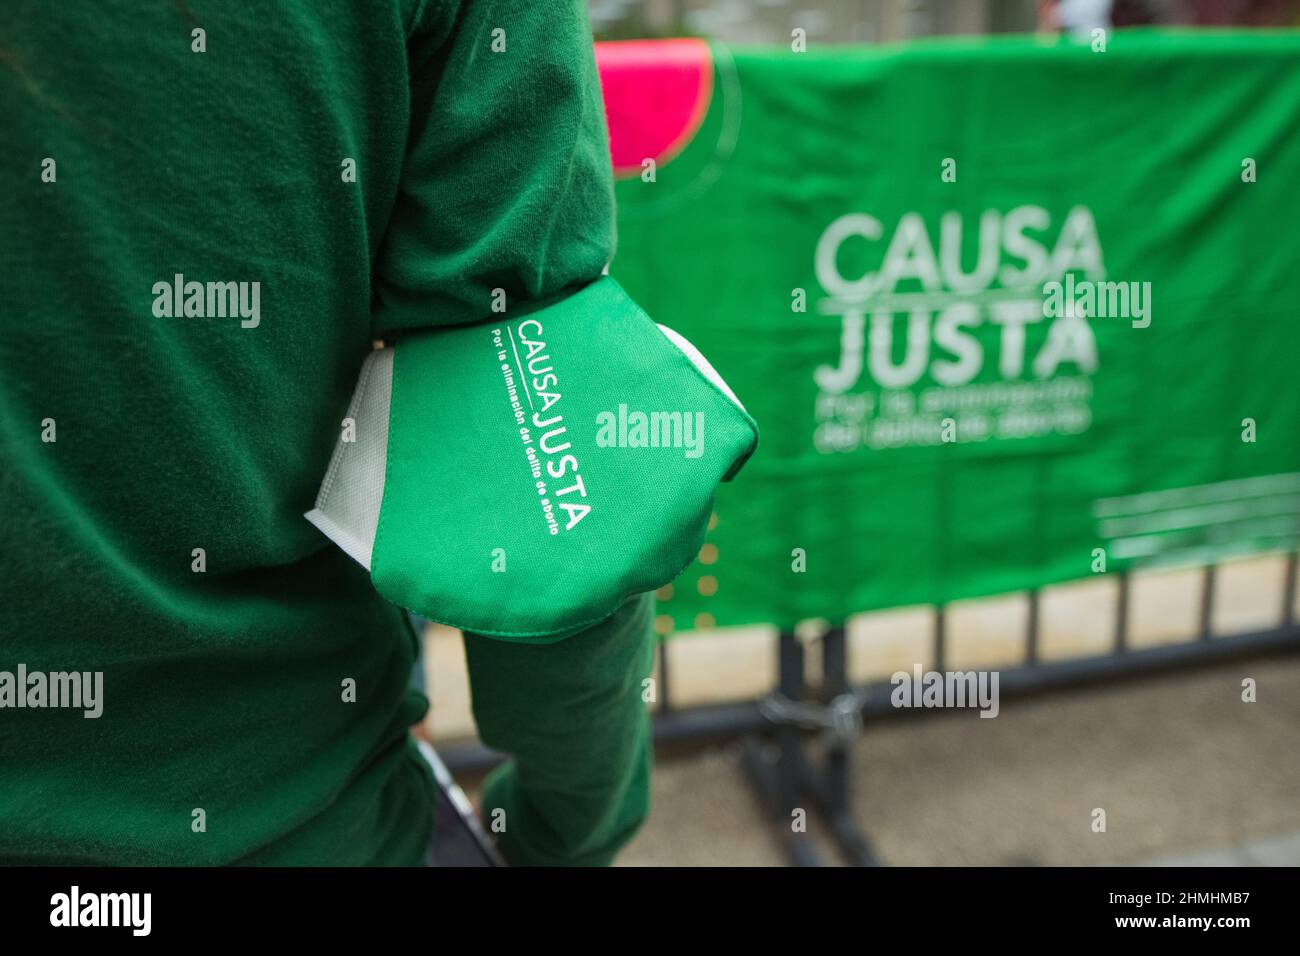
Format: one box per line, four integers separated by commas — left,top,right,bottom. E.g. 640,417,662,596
594,38,714,178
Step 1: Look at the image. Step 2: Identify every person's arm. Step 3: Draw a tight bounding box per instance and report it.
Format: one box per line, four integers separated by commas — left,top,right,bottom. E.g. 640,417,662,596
373,0,614,333
376,1,652,864
463,594,655,866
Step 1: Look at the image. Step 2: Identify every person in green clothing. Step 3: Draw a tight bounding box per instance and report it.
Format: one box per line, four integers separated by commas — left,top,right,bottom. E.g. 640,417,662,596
0,0,653,865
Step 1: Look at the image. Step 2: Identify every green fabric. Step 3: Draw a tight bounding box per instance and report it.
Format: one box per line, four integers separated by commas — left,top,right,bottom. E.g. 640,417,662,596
464,593,655,866
609,31,1300,632
1,0,647,865
373,276,758,640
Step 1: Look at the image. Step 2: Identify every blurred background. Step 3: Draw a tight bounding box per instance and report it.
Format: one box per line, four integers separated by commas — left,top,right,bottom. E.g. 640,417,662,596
587,0,1300,42
429,0,1300,866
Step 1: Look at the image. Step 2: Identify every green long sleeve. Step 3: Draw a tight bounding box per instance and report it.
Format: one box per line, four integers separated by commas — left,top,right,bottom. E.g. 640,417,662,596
398,0,654,865
376,0,616,333
462,594,655,866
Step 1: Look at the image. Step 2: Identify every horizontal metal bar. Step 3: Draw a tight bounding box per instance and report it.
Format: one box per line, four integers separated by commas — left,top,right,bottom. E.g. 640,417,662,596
857,621,1300,711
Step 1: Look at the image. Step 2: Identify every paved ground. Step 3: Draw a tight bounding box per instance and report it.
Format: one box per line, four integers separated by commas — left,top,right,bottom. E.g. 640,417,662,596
616,654,1300,866
1142,828,1300,867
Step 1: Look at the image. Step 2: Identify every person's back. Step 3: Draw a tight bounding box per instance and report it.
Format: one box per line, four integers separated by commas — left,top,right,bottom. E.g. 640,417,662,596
0,0,650,865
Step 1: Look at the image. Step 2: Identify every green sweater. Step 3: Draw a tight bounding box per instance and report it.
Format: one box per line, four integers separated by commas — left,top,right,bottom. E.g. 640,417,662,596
0,0,650,865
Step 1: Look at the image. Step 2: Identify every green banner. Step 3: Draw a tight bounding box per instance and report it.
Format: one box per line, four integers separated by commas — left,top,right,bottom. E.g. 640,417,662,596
604,31,1300,632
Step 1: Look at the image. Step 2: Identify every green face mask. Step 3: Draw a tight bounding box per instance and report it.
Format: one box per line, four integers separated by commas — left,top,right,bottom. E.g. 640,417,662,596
306,277,758,641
